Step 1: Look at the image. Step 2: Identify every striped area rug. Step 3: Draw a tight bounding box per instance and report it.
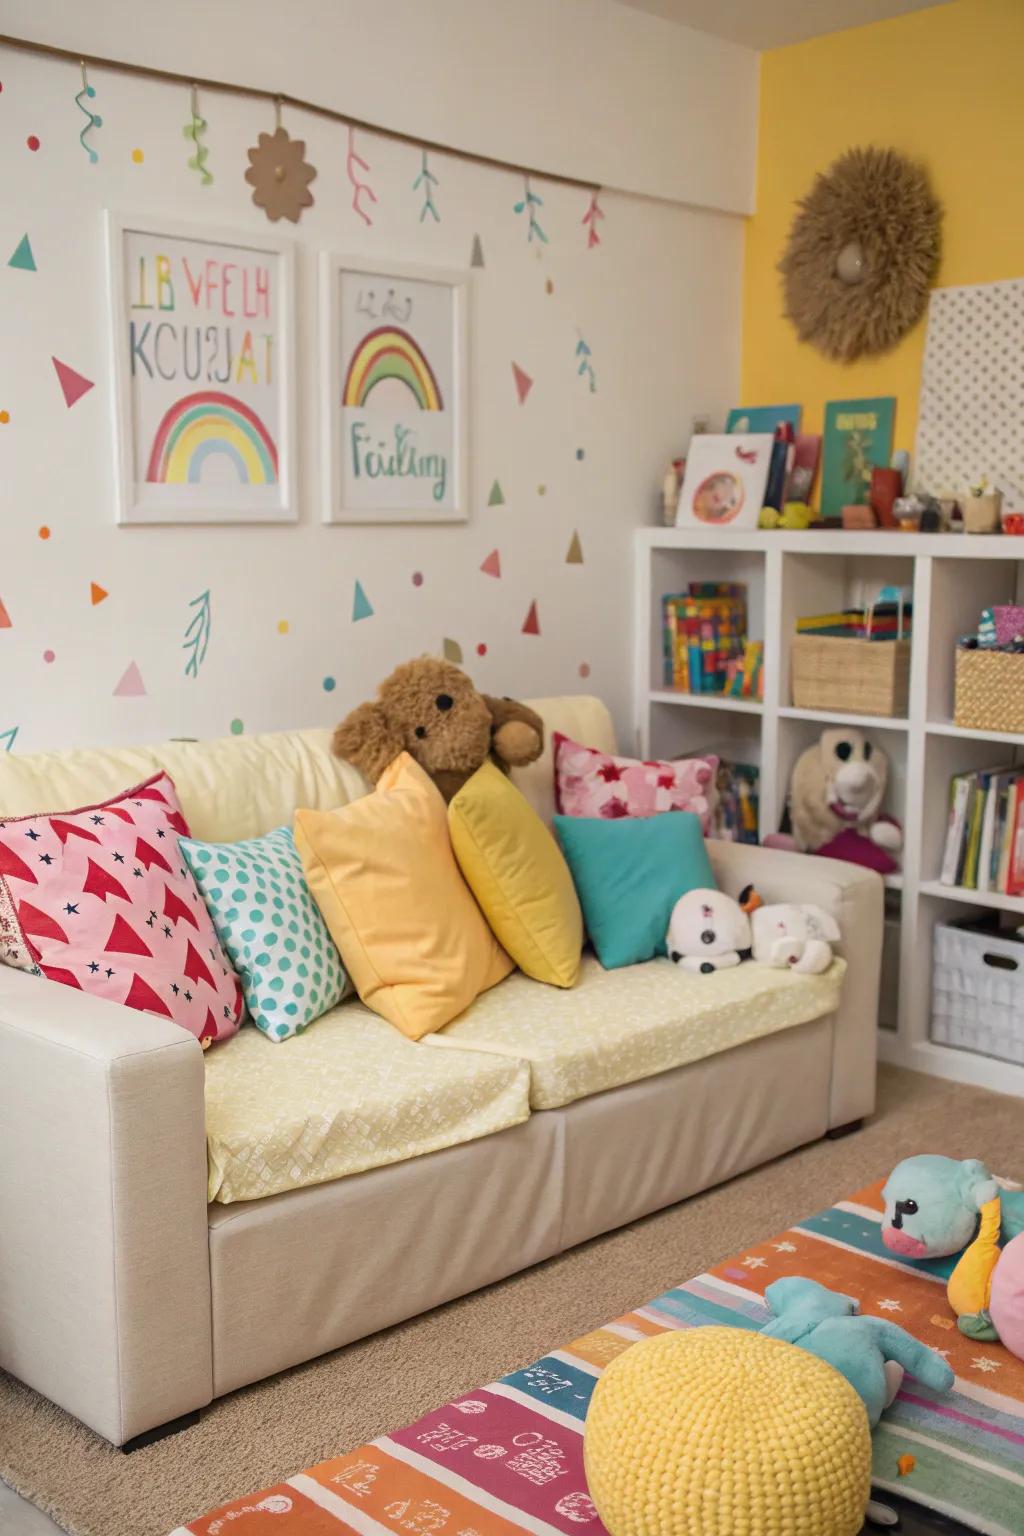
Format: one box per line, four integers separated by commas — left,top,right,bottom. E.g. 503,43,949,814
175,1180,1024,1536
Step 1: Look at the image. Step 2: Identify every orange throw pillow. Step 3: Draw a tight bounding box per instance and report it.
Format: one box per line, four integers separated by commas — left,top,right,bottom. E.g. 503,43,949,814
294,754,513,1039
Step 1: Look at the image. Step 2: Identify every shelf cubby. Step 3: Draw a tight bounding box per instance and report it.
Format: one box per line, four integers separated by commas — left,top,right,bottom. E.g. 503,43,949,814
634,527,1024,1095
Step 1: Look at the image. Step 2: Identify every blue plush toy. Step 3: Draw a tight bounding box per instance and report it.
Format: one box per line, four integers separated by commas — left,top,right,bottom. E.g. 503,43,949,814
881,1154,1024,1260
760,1276,955,1427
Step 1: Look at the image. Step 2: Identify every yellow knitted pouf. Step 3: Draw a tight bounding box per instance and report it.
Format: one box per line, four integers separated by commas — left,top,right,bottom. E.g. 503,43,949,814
583,1326,872,1536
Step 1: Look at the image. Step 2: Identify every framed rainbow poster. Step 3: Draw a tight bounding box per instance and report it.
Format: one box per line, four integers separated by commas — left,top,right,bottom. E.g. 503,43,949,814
104,212,297,524
320,253,469,523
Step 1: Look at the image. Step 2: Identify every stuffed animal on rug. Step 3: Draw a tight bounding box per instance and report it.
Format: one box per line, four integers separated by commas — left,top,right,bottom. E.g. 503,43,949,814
749,902,840,974
333,657,544,803
881,1154,1024,1355
666,886,760,974
785,727,903,873
760,1276,955,1427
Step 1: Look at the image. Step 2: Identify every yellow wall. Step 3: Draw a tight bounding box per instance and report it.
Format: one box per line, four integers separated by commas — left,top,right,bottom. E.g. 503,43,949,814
742,0,1024,462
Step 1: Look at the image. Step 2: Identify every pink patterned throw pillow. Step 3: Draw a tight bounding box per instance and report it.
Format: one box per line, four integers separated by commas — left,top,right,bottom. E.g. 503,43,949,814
553,732,718,830
0,772,242,1047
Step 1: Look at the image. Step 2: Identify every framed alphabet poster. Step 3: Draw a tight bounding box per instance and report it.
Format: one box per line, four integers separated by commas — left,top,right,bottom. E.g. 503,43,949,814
320,253,469,523
105,212,297,524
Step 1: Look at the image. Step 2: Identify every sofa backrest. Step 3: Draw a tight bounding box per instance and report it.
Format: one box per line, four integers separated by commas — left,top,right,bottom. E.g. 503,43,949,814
0,696,616,842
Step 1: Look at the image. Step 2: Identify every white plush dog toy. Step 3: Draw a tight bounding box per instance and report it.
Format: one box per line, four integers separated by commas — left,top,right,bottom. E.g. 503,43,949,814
750,903,840,975
666,888,753,974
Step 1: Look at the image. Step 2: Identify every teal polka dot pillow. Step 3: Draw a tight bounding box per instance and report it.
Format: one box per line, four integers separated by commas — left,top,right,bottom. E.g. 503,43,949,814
180,826,347,1041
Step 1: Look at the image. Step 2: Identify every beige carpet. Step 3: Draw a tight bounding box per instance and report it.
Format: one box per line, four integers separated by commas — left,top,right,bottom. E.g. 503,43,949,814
2,1065,1021,1536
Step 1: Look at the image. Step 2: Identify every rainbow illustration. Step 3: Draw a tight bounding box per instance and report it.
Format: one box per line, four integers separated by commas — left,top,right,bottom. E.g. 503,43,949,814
342,326,443,412
145,391,278,485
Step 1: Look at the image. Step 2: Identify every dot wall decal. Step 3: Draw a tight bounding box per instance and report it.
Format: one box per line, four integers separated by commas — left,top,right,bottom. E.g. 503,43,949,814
476,643,487,656
545,279,554,295
277,619,289,634
579,662,591,678
230,718,244,735
42,649,55,664
38,525,51,540
26,135,40,152
576,448,585,461
0,411,9,425
411,571,423,587
131,148,144,164
323,676,336,692
537,485,546,496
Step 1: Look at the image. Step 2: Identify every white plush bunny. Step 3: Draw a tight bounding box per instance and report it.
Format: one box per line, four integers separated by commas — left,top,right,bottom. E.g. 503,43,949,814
750,903,840,975
666,888,752,974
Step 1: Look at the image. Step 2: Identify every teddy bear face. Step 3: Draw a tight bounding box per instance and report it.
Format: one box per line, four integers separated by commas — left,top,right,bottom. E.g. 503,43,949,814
380,657,493,775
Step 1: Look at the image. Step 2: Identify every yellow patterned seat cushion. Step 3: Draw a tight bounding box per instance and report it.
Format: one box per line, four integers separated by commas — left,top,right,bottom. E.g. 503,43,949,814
204,998,531,1203
426,955,846,1110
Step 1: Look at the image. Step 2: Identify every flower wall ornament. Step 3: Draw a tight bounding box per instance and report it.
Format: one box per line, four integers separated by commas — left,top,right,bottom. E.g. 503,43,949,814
245,101,316,224
779,145,941,362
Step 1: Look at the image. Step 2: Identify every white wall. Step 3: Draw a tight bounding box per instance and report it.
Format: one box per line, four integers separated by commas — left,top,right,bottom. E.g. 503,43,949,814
0,10,747,756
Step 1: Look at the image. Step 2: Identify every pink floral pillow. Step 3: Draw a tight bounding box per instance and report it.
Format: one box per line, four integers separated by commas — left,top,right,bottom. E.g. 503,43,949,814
0,772,242,1047
553,732,717,830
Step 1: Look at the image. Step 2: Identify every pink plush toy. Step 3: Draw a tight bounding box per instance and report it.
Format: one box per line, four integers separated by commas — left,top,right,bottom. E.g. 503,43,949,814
991,1232,1024,1361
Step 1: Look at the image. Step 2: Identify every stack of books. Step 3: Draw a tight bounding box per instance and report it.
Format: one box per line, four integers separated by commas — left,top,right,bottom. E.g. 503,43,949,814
663,583,748,694
940,767,1024,895
796,602,912,641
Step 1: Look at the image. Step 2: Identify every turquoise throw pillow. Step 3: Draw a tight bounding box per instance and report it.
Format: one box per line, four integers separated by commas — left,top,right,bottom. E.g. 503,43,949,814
552,811,714,970
181,826,347,1041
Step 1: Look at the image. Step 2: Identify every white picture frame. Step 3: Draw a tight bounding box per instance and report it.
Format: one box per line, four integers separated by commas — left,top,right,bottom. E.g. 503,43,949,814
319,252,469,524
104,211,297,525
675,433,774,531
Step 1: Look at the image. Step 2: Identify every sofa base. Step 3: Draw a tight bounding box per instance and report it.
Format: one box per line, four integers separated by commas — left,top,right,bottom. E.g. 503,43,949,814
825,1117,864,1140
121,1409,202,1454
209,1012,845,1398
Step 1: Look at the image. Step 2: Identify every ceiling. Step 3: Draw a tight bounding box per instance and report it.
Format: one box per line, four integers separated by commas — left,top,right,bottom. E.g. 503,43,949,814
615,0,952,50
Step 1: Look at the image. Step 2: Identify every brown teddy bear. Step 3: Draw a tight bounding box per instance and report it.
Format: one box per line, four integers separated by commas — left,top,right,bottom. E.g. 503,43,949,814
332,656,544,803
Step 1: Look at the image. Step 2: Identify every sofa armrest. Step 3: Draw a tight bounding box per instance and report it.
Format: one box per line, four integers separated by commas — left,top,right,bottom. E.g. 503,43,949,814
706,842,882,1128
0,966,212,1445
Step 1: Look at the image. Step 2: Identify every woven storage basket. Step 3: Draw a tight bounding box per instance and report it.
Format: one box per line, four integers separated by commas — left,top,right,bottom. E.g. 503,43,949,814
791,635,910,717
932,921,1024,1065
954,648,1024,733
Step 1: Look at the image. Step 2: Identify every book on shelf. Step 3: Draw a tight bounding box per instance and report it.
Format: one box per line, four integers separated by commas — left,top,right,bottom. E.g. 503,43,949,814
941,766,1024,895
709,760,760,845
820,397,896,522
662,583,748,695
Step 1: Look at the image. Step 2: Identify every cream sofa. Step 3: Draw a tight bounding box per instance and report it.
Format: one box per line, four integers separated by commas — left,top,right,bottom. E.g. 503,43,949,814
0,697,882,1449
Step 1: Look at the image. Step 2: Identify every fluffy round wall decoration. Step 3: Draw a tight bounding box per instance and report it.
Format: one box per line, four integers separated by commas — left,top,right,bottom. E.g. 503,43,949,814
779,146,941,362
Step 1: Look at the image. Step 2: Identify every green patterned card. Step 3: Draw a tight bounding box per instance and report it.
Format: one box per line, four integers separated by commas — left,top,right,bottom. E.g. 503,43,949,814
820,397,895,521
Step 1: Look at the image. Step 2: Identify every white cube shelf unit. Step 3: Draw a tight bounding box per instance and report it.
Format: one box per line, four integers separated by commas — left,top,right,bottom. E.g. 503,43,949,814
634,527,1024,1096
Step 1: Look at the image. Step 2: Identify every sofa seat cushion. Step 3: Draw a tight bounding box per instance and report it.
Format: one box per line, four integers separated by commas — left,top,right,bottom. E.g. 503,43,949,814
204,1001,531,1203
425,955,846,1110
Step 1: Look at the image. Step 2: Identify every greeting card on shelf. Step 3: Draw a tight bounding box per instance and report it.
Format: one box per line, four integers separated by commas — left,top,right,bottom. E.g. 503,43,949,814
675,434,773,531
104,213,297,525
820,397,895,523
726,404,801,435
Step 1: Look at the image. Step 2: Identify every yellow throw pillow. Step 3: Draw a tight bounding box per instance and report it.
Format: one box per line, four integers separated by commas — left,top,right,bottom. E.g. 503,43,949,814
448,761,583,988
294,754,513,1040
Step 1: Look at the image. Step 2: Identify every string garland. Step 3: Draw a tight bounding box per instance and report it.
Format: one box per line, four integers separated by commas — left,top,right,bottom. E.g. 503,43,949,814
0,30,601,198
